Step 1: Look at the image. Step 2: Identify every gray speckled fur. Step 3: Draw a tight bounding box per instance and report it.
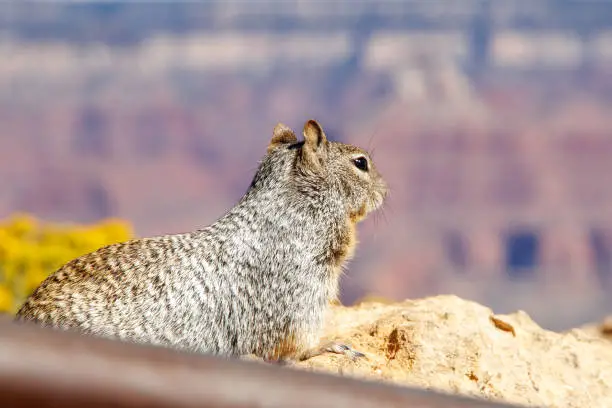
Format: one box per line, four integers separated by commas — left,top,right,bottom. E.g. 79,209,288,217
15,120,387,360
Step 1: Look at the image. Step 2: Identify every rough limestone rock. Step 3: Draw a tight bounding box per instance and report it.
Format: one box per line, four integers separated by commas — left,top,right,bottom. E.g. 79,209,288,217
293,295,612,408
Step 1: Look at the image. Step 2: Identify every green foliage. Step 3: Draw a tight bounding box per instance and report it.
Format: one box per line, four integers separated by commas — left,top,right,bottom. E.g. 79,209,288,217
0,213,133,314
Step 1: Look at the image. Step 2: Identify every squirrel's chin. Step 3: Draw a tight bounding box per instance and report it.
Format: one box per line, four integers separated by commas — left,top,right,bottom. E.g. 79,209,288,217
353,196,385,222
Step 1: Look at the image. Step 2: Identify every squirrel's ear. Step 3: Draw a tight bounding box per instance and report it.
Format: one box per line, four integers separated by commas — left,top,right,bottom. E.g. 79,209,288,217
302,119,327,152
267,122,297,153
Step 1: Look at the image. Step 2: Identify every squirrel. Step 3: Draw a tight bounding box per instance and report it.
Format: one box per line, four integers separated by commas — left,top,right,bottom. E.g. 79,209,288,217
15,119,388,363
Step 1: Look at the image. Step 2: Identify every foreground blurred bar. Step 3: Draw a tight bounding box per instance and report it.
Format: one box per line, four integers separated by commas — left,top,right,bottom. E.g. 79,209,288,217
0,316,519,408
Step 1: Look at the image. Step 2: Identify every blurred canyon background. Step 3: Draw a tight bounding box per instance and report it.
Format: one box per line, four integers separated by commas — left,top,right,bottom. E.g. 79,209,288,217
1,0,612,330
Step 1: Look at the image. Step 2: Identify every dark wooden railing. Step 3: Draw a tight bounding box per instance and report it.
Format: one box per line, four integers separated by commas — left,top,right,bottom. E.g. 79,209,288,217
0,316,521,408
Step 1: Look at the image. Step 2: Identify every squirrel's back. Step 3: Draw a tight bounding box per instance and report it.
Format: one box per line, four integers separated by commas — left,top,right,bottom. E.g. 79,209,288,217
15,119,388,361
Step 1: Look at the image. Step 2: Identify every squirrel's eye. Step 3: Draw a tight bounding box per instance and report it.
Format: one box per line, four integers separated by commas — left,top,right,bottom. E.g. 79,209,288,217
353,156,368,172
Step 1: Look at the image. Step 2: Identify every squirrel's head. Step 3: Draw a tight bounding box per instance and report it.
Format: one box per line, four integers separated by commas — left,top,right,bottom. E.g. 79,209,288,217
261,119,388,222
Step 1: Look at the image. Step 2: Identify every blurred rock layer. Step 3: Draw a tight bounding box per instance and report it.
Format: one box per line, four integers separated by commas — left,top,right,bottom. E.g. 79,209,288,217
2,1,612,327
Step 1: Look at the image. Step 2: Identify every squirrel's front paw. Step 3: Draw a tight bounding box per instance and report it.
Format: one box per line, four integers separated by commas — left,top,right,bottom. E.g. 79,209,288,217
296,340,366,362
324,342,365,361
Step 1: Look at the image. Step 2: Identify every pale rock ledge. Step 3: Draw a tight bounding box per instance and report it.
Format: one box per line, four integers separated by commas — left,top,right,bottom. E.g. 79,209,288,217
293,295,612,408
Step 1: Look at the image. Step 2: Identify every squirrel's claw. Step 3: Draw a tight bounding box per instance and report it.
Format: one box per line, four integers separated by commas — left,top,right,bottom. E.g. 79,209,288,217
296,341,366,362
325,342,366,361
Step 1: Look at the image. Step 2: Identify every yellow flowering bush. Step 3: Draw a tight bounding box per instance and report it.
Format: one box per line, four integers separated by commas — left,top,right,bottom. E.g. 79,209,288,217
0,213,133,314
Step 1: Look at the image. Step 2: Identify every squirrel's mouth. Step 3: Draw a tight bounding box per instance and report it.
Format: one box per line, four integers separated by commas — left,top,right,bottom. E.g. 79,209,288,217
371,183,388,211
354,181,388,222
360,188,387,220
